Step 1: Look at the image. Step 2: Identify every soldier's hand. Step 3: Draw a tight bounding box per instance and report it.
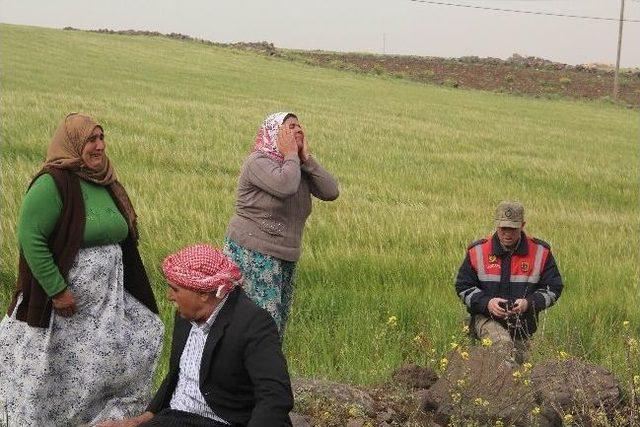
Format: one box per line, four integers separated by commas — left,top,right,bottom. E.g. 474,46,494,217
487,298,508,318
511,298,529,314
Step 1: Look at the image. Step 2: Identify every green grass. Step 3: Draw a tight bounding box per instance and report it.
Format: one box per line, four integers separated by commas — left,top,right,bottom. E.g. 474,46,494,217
1,24,639,388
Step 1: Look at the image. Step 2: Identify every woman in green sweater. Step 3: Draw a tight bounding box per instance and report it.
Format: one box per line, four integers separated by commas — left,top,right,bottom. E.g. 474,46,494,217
0,113,163,426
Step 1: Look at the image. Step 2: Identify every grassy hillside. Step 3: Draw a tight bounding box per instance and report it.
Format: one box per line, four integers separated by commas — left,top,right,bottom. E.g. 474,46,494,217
1,24,638,386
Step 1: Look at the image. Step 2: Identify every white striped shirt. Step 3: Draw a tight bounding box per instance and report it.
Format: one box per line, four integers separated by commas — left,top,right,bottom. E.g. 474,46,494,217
169,297,230,424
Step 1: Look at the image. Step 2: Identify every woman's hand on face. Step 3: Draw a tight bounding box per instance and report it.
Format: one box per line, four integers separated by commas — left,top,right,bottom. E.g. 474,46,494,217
276,125,298,157
299,130,311,162
52,288,76,317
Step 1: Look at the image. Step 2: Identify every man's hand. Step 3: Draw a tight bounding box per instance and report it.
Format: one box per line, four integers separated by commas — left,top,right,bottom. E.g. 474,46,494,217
52,288,76,317
510,298,529,314
487,298,508,318
96,412,154,427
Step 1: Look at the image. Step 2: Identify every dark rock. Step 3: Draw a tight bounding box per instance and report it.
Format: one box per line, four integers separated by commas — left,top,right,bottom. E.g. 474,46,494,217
392,363,439,390
531,358,622,425
421,346,538,426
376,408,395,422
293,378,376,416
346,419,365,427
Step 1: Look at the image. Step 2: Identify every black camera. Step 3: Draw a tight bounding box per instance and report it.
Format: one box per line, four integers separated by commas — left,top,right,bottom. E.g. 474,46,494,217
499,300,514,312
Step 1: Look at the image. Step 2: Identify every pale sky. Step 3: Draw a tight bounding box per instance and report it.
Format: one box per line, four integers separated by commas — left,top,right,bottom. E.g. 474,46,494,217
1,0,639,67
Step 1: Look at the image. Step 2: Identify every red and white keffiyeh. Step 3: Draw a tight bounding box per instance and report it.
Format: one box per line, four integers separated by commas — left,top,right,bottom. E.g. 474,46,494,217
251,111,293,163
162,244,243,298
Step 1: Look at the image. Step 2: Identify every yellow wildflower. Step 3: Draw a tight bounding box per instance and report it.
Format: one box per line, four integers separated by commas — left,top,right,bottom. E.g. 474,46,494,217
628,338,639,352
347,404,362,418
623,320,630,328
531,406,541,416
522,362,533,372
462,325,470,334
594,410,608,424
451,392,461,403
450,342,459,350
563,413,574,424
456,379,466,387
633,375,640,385
386,315,398,327
473,397,489,406
558,350,569,360
439,358,449,370
460,351,470,360
523,379,532,386
481,338,493,347
494,421,504,427
512,371,522,379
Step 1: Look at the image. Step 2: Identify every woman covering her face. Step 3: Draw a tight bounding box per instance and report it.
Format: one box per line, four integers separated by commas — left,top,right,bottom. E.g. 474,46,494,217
0,113,164,425
224,112,339,335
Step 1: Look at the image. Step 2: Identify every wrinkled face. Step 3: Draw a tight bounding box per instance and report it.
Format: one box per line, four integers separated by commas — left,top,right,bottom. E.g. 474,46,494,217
497,225,523,249
166,282,208,321
81,127,106,170
283,116,304,147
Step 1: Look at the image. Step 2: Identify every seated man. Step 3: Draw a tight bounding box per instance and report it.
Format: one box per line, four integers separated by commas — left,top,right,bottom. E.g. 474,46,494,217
455,201,563,362
104,244,293,427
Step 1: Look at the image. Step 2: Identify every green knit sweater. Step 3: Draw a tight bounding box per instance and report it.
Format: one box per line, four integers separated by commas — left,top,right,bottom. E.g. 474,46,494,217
17,174,129,297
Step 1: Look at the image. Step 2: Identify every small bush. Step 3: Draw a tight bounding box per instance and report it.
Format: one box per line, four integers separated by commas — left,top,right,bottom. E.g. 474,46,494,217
442,78,459,88
559,77,572,86
328,59,345,69
417,70,436,80
372,64,386,76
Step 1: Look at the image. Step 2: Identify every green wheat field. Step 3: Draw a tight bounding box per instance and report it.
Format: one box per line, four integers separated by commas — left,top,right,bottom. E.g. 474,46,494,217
1,24,638,388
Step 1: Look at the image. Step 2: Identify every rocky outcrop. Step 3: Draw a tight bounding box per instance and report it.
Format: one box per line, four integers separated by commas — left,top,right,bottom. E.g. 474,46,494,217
531,358,622,426
421,346,539,426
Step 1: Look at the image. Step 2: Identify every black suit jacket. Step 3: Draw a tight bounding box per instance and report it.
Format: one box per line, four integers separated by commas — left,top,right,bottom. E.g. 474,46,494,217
147,288,293,426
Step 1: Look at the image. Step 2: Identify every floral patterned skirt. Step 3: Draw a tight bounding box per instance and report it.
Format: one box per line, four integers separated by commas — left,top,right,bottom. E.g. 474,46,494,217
0,244,164,426
223,238,296,335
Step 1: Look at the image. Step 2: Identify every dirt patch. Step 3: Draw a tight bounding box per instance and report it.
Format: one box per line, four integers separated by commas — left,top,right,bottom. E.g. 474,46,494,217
292,51,640,107
66,27,640,107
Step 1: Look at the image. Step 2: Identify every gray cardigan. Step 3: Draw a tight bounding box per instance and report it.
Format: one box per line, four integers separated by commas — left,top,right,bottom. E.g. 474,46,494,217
226,151,339,262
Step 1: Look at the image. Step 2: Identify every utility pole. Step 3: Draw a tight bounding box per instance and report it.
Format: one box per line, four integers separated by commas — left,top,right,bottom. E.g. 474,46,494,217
613,0,625,99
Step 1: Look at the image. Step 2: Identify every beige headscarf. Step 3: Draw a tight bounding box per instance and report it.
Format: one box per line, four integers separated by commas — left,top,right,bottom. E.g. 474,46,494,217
44,113,115,184
41,113,138,238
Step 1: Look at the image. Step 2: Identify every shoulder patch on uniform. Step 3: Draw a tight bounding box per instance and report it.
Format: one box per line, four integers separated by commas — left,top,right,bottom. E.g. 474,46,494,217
532,237,550,249
467,238,487,250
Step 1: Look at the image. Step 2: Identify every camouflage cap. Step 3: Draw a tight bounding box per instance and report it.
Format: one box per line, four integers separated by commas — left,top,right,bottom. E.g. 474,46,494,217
494,201,524,228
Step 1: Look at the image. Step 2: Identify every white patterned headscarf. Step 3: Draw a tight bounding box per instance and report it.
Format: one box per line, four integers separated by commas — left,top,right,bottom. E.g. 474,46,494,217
251,112,294,163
